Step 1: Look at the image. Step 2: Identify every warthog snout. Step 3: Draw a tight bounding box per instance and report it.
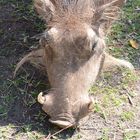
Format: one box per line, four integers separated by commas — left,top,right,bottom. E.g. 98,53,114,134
38,92,94,127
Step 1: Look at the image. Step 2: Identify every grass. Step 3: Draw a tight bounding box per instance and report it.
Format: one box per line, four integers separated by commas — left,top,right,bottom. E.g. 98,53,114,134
121,111,135,121
0,124,45,140
89,0,140,139
107,0,140,66
90,68,137,104
0,0,140,140
99,128,109,140
89,0,140,117
123,130,140,140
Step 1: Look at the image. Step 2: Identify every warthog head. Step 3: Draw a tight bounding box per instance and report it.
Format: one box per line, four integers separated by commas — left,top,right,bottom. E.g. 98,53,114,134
33,0,125,127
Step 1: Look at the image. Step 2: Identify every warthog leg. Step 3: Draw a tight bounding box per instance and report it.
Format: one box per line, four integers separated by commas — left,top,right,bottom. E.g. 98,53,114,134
103,52,134,71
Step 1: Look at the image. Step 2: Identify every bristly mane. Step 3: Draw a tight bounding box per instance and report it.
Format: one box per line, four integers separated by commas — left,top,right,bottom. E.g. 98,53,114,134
48,0,122,31
49,0,94,29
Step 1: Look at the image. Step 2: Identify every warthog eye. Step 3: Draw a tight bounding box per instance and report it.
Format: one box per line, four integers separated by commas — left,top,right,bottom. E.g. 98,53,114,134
92,41,97,50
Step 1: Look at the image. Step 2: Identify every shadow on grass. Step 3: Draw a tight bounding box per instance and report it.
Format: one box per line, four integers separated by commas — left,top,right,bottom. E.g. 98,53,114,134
0,0,76,139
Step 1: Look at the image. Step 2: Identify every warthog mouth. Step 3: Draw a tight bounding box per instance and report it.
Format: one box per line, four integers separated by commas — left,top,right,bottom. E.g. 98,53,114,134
49,113,76,128
49,119,74,128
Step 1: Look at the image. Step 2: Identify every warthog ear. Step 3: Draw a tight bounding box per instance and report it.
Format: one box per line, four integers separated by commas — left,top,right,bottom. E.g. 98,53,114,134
34,0,55,21
93,0,126,35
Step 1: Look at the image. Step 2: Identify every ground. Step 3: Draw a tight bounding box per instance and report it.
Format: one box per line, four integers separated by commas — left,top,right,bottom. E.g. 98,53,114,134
0,0,140,140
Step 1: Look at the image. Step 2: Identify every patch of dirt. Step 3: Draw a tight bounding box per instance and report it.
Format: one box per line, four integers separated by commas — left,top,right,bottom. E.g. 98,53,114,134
0,0,49,133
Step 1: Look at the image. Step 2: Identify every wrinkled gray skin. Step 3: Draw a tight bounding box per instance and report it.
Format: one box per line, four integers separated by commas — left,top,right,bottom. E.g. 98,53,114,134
15,0,134,128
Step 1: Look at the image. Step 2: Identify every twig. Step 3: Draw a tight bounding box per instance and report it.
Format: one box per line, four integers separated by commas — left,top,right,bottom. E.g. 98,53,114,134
44,133,51,140
126,92,134,106
44,124,73,140
1,82,13,94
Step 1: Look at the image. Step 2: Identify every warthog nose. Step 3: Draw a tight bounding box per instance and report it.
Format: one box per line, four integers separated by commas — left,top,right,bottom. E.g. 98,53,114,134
49,119,74,128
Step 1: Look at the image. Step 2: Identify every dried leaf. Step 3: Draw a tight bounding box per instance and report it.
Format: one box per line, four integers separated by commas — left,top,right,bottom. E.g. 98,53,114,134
129,39,139,49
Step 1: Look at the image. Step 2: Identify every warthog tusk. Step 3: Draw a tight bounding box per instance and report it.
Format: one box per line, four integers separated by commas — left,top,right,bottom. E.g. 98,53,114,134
37,92,45,104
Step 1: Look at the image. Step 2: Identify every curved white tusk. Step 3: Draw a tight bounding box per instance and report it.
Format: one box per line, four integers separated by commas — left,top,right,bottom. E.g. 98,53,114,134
37,92,45,104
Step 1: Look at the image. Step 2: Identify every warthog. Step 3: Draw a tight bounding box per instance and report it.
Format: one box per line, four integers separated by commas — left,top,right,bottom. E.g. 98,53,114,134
15,0,134,128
